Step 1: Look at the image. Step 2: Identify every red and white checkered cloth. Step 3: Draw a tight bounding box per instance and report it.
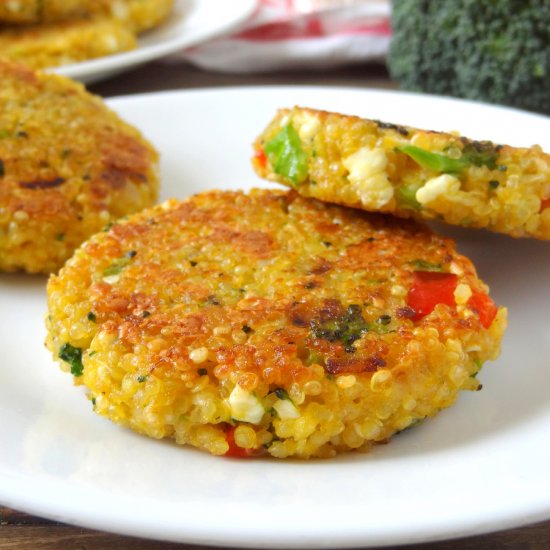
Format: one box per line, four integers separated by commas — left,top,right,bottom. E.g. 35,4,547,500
179,0,391,73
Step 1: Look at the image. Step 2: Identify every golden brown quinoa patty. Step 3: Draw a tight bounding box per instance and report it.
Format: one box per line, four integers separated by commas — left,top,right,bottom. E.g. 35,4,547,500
0,60,159,274
253,107,550,239
46,189,506,459
0,18,137,69
0,1,173,68
0,0,174,30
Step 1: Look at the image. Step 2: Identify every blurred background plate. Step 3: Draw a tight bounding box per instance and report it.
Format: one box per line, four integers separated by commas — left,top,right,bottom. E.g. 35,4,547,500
50,0,257,84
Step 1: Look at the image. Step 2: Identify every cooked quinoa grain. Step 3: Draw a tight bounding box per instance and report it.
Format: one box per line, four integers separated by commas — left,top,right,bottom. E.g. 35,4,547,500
46,189,506,459
253,107,550,239
0,60,159,273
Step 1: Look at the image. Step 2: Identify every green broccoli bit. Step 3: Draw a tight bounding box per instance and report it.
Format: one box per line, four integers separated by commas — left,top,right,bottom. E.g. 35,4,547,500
461,141,499,170
264,124,308,186
311,304,368,350
59,343,84,377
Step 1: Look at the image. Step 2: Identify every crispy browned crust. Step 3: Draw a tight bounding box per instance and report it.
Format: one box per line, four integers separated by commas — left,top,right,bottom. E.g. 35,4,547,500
0,59,159,273
46,189,506,458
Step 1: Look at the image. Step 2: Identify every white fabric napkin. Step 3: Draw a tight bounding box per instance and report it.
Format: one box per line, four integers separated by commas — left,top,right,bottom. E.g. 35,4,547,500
176,0,391,73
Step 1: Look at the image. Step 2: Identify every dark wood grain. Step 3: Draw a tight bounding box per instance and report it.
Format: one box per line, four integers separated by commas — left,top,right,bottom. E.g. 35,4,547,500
88,59,398,98
2,507,550,549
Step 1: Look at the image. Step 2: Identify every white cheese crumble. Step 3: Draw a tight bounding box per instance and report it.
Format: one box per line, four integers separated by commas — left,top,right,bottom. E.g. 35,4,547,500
454,283,472,305
273,398,300,419
416,174,461,205
228,385,264,424
342,148,394,209
294,112,321,141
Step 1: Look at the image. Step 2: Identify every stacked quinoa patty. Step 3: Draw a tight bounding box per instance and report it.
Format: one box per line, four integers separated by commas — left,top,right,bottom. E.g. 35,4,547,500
46,189,506,459
253,107,550,239
0,60,159,273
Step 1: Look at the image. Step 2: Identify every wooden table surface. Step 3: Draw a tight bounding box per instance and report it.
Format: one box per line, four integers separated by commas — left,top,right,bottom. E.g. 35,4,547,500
1,59,549,550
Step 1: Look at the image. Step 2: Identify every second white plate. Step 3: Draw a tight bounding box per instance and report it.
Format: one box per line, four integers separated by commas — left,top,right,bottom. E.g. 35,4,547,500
51,0,257,84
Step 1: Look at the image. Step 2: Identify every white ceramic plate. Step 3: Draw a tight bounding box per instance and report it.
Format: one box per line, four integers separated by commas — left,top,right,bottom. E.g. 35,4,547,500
50,0,257,84
1,87,550,548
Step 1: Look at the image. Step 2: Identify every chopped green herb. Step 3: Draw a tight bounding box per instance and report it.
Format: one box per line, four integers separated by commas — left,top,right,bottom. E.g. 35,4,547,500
242,324,253,334
197,368,208,376
489,180,500,189
395,182,422,210
274,388,290,400
398,142,500,175
0,159,4,178
474,359,484,371
189,260,198,267
87,311,97,322
137,374,148,383
142,310,151,318
409,259,443,272
91,397,96,407
59,343,83,377
397,144,468,174
322,241,332,247
88,350,97,357
103,250,136,277
264,124,308,186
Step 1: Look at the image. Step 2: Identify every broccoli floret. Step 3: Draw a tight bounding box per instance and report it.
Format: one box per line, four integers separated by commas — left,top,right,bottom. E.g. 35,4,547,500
388,0,550,115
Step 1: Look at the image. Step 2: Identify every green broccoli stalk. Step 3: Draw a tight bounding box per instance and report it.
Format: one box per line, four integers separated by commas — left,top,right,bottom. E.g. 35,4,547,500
388,0,550,115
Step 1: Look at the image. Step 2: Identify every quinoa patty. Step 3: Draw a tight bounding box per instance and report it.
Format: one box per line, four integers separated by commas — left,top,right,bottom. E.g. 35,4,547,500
253,106,550,239
0,60,159,274
0,0,174,31
0,18,137,70
0,1,174,69
46,189,506,459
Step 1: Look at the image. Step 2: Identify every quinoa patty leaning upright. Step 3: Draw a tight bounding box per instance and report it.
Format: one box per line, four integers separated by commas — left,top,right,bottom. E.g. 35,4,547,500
46,189,506,459
253,106,550,239
0,60,159,274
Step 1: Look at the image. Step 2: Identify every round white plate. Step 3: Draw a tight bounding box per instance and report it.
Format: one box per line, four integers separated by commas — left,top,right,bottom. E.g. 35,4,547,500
50,0,257,84
1,87,550,548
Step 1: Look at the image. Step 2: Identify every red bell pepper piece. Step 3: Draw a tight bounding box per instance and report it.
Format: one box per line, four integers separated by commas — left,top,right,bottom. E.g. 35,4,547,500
468,289,498,329
253,148,268,169
224,425,250,458
407,271,458,321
